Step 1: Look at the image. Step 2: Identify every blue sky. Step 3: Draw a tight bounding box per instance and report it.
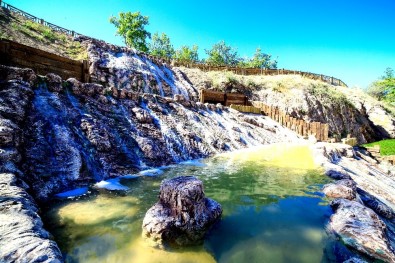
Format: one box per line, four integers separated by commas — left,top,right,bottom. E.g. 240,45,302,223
6,0,395,88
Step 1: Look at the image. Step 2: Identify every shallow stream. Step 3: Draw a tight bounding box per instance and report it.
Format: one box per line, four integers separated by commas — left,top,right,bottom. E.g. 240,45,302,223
44,143,339,263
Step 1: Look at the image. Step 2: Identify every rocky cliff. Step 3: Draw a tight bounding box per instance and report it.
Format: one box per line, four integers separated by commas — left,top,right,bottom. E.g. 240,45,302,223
2,38,395,262
179,68,395,144
0,68,62,262
0,64,298,202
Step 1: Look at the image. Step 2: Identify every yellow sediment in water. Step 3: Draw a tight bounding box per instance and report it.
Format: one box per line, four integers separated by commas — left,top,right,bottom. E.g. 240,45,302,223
55,195,216,263
49,143,326,263
217,142,317,171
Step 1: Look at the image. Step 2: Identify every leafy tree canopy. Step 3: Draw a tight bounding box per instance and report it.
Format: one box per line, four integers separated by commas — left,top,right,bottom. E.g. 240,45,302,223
205,41,240,66
367,67,395,102
109,11,151,52
149,32,175,59
239,48,277,69
174,45,199,63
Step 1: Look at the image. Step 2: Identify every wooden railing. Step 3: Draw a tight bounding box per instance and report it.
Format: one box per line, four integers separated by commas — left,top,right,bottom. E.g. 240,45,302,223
173,61,347,87
0,39,89,82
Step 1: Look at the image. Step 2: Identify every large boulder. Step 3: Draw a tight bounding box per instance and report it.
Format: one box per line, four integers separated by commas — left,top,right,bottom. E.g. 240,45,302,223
330,199,395,262
142,176,222,247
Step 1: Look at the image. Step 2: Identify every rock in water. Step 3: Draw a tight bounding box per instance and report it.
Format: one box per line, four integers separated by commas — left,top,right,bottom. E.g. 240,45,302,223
142,176,222,247
330,199,395,262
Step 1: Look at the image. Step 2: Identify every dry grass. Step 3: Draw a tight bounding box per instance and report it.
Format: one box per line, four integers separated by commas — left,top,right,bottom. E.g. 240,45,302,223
1,8,87,60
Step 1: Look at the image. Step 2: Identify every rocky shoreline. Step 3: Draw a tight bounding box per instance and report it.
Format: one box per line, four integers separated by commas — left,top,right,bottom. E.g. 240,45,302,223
1,39,395,261
313,143,395,262
0,68,62,262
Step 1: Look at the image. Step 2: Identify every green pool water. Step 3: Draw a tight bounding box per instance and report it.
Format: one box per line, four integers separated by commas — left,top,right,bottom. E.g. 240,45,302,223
44,143,335,263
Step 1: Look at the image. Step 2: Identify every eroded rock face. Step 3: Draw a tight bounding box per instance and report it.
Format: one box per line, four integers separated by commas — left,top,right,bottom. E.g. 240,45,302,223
0,173,63,263
330,199,395,262
322,182,356,200
0,67,63,262
142,176,222,247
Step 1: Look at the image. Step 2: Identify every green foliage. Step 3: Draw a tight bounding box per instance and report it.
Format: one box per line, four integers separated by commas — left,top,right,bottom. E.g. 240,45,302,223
149,32,175,59
23,20,41,31
308,83,352,107
367,67,395,103
109,11,151,52
205,41,239,66
174,45,199,63
362,139,395,156
42,28,56,42
239,48,277,69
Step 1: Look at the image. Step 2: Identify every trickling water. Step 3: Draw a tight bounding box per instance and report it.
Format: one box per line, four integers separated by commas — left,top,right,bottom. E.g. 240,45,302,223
44,143,345,263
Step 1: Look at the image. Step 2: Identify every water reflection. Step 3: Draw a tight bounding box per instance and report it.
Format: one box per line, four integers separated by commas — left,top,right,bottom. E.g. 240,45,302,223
44,143,335,263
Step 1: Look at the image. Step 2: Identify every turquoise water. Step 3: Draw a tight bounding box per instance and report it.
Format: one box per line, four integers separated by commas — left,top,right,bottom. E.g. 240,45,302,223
44,143,335,263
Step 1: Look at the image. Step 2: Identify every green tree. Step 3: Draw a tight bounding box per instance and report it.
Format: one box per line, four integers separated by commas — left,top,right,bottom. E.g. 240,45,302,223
149,32,175,59
367,67,395,102
241,48,277,69
205,41,240,66
109,12,151,52
174,45,199,63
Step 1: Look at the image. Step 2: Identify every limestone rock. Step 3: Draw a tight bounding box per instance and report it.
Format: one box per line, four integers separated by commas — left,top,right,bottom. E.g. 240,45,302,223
323,183,356,200
325,166,352,180
0,173,63,262
132,107,153,124
0,65,36,84
358,189,395,219
335,179,357,192
142,176,222,247
45,73,63,92
330,199,395,262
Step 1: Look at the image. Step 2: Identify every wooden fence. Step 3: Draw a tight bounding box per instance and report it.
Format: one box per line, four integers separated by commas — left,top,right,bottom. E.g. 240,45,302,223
229,105,262,114
199,89,248,106
0,39,89,82
251,101,329,141
1,0,347,88
199,90,329,141
174,62,347,87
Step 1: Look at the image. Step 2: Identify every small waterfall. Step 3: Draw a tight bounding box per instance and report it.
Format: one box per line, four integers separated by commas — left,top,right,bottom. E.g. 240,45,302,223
141,101,189,162
111,102,147,169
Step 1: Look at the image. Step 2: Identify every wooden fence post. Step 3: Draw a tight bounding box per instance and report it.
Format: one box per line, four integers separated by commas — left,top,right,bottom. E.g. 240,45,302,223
82,60,90,83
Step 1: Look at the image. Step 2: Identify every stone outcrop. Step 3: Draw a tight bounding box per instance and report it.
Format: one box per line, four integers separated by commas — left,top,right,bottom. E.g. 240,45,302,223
313,142,395,261
330,199,395,262
0,173,62,262
78,37,199,101
179,67,395,144
0,67,63,262
0,66,298,201
322,182,356,200
142,176,222,247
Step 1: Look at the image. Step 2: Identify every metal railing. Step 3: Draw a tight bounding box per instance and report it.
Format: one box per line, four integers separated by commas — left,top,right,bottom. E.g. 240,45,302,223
1,0,85,37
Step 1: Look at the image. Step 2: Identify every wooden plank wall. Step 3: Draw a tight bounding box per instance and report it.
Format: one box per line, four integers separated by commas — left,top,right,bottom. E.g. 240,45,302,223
229,104,261,114
252,101,329,141
200,90,247,106
0,40,89,82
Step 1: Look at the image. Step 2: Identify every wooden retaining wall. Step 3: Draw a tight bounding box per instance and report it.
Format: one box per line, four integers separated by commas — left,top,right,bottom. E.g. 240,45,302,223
0,39,89,82
199,90,248,106
229,105,262,114
251,101,329,141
